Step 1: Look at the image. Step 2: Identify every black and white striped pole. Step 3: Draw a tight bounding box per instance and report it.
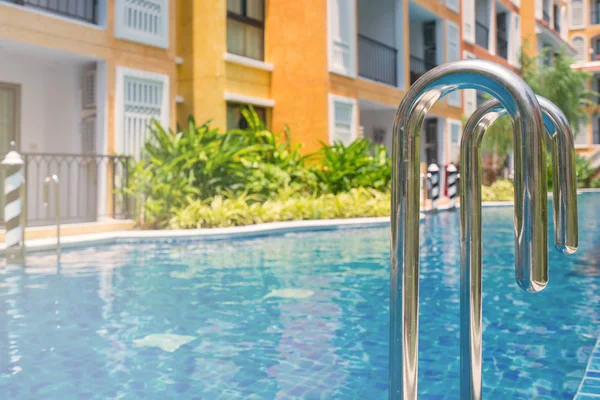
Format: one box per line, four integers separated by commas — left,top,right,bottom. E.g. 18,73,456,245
2,142,25,264
446,163,458,209
427,163,440,211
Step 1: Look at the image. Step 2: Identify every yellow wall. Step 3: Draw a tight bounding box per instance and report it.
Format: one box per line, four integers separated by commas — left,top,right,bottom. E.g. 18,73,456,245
225,62,272,100
267,0,330,154
177,0,227,129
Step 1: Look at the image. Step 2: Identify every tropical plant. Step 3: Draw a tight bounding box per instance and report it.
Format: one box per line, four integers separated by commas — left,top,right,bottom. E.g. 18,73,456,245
313,138,391,194
477,47,596,181
127,107,397,227
546,153,596,189
481,180,514,202
170,188,391,229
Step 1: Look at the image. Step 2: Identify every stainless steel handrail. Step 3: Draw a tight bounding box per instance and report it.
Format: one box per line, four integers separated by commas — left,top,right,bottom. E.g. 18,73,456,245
43,175,60,257
459,95,578,399
390,59,548,399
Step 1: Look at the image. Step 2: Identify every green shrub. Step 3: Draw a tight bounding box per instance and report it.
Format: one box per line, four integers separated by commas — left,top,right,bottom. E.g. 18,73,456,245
170,188,391,229
127,108,393,226
481,180,514,202
313,139,391,194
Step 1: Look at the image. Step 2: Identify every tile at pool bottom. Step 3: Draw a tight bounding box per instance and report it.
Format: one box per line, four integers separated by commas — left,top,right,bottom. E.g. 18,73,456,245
1,193,600,399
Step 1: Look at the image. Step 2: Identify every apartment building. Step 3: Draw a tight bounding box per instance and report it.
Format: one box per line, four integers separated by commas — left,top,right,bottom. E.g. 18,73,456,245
0,0,176,225
177,0,463,170
569,0,600,165
461,0,571,113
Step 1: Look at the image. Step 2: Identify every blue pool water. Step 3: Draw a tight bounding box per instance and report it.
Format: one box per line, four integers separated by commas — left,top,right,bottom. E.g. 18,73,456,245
1,194,600,399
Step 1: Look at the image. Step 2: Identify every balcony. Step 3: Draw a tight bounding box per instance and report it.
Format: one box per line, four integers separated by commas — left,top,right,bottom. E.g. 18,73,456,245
475,21,489,49
358,34,397,87
410,56,436,85
2,0,98,24
496,30,508,60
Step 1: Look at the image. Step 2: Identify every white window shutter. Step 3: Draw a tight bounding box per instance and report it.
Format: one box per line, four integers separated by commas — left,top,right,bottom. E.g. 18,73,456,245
328,0,356,77
535,0,543,20
446,0,459,13
82,69,96,109
511,0,520,7
446,22,461,107
447,119,462,163
575,119,589,146
114,0,169,48
570,0,585,29
572,37,586,63
463,52,477,115
329,95,357,145
81,115,96,154
462,0,475,44
508,13,521,67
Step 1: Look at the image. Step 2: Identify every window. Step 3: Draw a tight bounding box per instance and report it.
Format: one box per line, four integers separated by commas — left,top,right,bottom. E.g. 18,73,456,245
445,21,461,107
328,0,356,77
227,0,265,61
570,0,584,28
329,95,357,145
116,68,169,160
81,116,96,154
575,119,589,146
571,36,585,63
114,0,169,48
448,120,461,163
227,103,266,130
82,68,96,109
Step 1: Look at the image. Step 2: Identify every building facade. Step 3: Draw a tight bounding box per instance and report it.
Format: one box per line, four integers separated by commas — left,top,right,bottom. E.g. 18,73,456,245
177,0,463,163
0,0,176,225
568,0,600,168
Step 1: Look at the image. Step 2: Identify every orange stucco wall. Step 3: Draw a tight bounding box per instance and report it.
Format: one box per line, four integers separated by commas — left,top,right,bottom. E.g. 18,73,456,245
267,0,330,154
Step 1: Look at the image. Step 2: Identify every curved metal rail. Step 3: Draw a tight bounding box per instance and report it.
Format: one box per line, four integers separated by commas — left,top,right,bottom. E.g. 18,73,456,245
459,95,578,399
390,59,548,399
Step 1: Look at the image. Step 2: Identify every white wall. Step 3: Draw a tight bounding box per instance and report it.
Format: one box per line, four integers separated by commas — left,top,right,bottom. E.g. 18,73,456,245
0,52,83,154
357,0,396,47
0,52,106,225
359,108,395,152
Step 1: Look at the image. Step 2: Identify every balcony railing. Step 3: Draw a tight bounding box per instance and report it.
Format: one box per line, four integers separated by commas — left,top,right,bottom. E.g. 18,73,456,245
358,34,397,87
475,21,489,49
496,30,508,60
409,56,436,85
4,0,98,24
543,10,550,24
0,153,133,227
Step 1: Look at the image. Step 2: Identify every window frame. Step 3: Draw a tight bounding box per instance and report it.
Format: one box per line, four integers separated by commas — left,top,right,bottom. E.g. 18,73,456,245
226,102,267,130
226,0,265,61
328,94,358,146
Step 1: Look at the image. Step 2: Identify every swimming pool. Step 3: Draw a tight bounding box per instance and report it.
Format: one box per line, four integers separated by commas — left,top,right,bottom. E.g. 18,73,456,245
1,193,599,399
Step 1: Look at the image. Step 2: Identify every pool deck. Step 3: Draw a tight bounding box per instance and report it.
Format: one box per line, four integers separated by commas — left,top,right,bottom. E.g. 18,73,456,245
0,216,397,254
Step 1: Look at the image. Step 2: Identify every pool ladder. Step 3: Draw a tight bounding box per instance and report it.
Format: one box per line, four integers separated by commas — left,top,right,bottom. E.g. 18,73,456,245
43,174,61,258
389,60,578,400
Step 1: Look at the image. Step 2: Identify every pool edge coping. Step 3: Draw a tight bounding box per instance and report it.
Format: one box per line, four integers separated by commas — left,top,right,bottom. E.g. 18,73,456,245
8,189,600,254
